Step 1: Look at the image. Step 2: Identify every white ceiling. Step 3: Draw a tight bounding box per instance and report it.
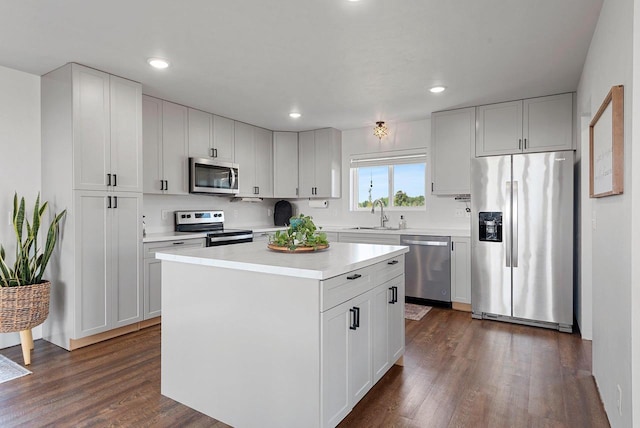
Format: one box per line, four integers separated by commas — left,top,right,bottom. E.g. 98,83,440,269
1,0,603,132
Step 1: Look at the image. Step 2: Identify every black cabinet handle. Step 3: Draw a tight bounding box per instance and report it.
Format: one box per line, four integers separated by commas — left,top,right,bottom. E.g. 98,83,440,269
173,241,185,245
164,180,168,191
210,148,214,157
214,148,218,158
388,287,395,304
160,180,164,191
387,260,399,265
519,139,522,150
107,196,112,208
346,274,361,280
107,173,111,186
349,308,357,330
354,306,360,328
113,196,118,209
113,174,117,187
393,286,398,303
524,138,528,149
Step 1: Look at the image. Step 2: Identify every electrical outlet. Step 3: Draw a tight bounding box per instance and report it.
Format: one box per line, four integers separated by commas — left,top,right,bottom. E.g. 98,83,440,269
161,210,170,220
465,211,471,218
455,208,464,218
233,209,239,219
7,211,11,226
617,384,622,415
267,208,272,217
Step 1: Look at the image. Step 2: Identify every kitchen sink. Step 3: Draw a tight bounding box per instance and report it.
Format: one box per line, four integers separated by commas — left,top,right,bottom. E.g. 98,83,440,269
348,226,400,231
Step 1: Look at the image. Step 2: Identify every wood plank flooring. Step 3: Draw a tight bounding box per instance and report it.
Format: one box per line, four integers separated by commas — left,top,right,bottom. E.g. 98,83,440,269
0,308,608,427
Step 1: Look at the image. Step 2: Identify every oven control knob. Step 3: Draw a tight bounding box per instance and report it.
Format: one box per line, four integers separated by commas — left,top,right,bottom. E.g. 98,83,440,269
181,215,186,218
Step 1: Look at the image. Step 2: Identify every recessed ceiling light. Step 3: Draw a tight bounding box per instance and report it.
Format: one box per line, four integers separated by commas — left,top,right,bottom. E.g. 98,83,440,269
289,112,301,119
147,58,170,69
430,86,446,93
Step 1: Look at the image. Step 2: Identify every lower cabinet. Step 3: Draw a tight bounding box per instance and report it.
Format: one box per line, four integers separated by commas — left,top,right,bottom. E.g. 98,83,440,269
321,257,405,427
143,238,205,319
451,236,471,307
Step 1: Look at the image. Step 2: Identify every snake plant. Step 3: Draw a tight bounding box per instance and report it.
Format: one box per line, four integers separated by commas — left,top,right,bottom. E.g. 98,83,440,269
0,193,66,287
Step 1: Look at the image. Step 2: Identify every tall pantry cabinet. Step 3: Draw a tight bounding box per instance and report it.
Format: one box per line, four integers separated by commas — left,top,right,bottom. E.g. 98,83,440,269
41,63,144,351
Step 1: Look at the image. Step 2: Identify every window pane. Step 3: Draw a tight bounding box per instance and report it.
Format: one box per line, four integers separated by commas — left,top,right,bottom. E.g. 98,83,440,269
357,166,389,208
393,164,425,207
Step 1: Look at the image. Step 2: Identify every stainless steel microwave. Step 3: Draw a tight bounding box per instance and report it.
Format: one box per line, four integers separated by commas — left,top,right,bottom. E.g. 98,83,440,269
189,158,239,195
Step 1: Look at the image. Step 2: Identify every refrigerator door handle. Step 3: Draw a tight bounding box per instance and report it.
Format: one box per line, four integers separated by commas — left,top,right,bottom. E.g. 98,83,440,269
512,181,518,267
505,181,511,268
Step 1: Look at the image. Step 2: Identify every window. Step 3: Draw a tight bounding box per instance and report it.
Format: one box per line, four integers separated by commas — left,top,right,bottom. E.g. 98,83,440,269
350,151,426,210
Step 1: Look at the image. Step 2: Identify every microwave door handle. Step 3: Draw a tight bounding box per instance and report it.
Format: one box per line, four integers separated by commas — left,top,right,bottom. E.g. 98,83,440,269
230,167,236,190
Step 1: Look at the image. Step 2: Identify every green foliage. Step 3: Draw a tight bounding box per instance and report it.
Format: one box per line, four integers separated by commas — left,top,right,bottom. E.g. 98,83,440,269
269,214,329,251
394,190,424,207
358,197,388,208
0,193,66,287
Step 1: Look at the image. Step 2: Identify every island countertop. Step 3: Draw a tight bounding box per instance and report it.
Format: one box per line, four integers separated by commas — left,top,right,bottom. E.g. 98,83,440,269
155,241,409,280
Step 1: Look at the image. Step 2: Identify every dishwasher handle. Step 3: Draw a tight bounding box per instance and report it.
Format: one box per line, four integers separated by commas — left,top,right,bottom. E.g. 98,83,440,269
401,239,449,247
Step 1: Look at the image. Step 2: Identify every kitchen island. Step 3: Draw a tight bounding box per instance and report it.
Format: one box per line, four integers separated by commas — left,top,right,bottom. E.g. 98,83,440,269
156,241,408,428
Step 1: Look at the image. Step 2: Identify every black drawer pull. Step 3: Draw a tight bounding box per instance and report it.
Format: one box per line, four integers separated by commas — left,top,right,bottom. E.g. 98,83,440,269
388,287,395,304
172,242,185,245
387,260,399,265
346,274,362,280
349,308,357,330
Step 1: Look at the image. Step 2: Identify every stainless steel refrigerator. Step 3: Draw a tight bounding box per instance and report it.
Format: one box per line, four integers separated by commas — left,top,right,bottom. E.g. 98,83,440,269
471,150,573,332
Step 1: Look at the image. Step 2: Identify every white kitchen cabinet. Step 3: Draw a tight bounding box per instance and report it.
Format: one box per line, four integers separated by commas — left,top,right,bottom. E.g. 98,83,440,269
372,274,405,384
299,128,341,198
142,96,189,195
74,191,143,337
431,107,474,195
476,93,573,156
451,236,471,307
143,238,205,319
234,121,273,197
41,64,145,351
188,108,235,163
273,131,299,198
71,64,142,192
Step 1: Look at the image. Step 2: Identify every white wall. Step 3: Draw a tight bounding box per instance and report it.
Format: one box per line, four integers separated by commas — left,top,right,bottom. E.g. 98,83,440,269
290,119,471,231
576,0,634,426
0,65,42,348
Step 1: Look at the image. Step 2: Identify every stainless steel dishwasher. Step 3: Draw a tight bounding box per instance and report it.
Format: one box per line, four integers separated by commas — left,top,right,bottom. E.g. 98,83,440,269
401,235,451,304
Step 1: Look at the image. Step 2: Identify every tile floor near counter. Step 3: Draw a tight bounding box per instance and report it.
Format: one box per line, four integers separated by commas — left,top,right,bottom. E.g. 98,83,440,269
0,308,606,427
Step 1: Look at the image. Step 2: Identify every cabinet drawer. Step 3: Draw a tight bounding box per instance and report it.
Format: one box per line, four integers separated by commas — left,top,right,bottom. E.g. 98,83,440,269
144,238,205,259
321,256,404,312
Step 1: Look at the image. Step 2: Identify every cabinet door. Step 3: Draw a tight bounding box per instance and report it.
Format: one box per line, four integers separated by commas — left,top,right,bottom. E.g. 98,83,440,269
298,130,315,198
72,65,111,191
162,101,189,195
451,237,471,304
321,301,351,428
476,100,523,157
273,132,299,198
234,121,257,196
109,76,142,192
142,96,164,194
523,93,573,153
75,191,110,337
144,258,162,319
349,290,373,404
188,108,213,159
213,115,235,162
431,108,474,194
254,127,273,197
372,282,391,383
387,275,405,363
111,193,143,328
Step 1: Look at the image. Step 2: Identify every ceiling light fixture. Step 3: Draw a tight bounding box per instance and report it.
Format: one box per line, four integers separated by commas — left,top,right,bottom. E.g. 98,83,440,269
373,121,388,141
147,58,170,69
429,86,446,93
289,112,301,119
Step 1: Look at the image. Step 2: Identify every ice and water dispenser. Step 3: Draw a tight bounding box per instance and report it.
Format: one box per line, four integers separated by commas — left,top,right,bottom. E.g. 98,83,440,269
478,212,502,242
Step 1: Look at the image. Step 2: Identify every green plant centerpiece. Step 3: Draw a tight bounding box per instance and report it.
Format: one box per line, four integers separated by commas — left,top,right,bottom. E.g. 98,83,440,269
0,192,66,366
268,214,329,252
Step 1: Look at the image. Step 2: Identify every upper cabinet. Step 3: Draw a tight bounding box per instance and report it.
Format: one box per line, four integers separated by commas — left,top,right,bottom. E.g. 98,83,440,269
234,122,273,197
70,64,142,192
142,96,189,195
476,93,573,157
188,108,235,163
431,107,474,195
273,131,299,198
299,128,341,198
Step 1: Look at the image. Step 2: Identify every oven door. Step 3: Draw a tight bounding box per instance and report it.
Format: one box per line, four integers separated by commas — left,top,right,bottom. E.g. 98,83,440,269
207,231,254,247
190,158,239,195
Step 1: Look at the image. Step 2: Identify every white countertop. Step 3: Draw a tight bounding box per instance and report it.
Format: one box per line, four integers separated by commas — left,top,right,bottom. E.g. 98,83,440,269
144,224,469,243
155,241,409,280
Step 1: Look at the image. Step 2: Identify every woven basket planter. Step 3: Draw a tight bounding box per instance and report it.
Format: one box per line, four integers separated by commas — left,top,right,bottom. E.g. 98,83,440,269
0,281,51,333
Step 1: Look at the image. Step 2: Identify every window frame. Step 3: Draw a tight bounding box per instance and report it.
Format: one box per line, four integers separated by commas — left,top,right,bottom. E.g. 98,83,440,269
350,149,427,212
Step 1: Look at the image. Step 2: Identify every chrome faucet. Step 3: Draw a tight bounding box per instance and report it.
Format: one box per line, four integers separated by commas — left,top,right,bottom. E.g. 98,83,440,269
371,199,389,228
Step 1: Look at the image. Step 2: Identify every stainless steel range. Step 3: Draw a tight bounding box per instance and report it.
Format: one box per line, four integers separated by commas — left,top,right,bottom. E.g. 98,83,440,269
175,210,253,247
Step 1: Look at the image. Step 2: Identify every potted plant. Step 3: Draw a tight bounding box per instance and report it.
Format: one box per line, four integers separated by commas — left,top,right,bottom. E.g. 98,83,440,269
267,214,329,252
0,193,66,365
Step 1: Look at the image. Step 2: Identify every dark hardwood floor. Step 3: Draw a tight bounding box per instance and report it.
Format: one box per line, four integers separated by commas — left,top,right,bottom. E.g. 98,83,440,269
0,308,608,427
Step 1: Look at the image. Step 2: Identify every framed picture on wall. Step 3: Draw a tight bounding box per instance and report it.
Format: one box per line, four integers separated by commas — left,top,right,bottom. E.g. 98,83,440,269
589,85,624,198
